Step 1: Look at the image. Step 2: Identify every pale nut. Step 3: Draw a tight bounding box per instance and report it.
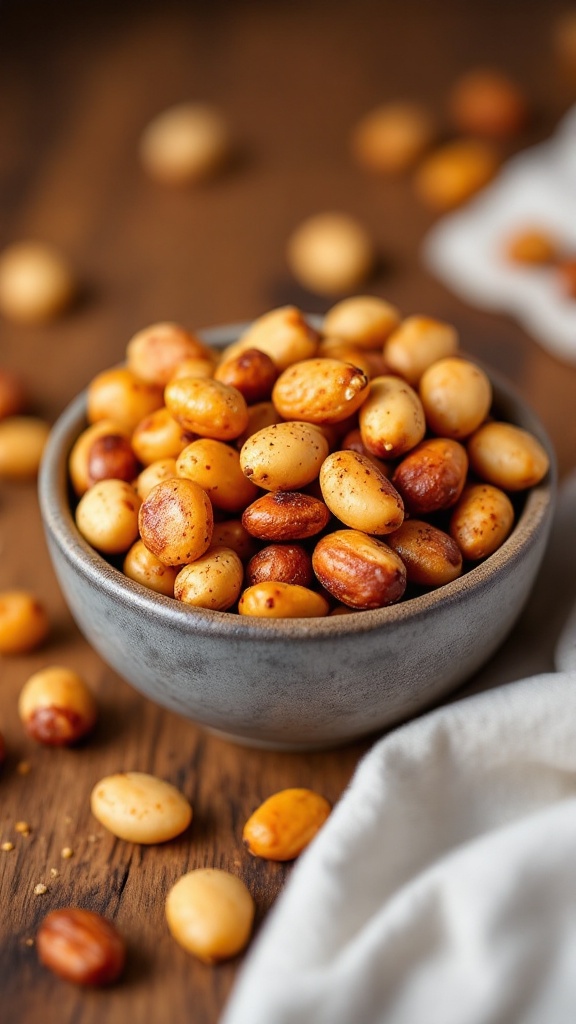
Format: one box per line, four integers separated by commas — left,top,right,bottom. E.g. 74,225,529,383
467,422,550,491
18,666,97,746
239,421,329,491
286,212,375,296
419,357,492,440
37,908,126,986
90,771,192,844
322,295,401,349
0,241,75,324
75,479,142,555
319,450,404,535
166,869,255,964
174,546,244,611
243,788,331,860
123,539,179,596
358,375,426,459
383,316,459,386
0,416,51,479
139,102,231,185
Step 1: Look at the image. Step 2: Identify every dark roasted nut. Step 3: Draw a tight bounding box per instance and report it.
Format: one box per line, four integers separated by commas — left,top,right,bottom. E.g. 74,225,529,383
392,438,468,514
312,529,406,609
214,348,278,403
246,544,313,587
242,492,330,541
87,434,139,485
18,666,97,746
386,519,463,586
37,908,126,986
0,367,27,420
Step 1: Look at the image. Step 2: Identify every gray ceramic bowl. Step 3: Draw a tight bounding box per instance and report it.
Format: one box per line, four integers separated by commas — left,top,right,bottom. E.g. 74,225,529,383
38,324,556,750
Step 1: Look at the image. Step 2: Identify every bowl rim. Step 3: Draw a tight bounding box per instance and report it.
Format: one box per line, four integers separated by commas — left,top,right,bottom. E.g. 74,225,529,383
38,321,557,642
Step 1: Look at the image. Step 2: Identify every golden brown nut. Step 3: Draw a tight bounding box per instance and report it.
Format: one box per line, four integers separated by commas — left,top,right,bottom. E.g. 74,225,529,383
138,477,213,566
222,306,320,372
0,241,75,324
505,228,558,266
210,520,258,562
467,422,549,491
177,437,259,511
392,438,469,514
449,483,515,560
174,546,244,611
126,321,211,385
19,666,97,746
312,529,406,609
386,520,463,586
339,427,392,473
272,358,369,424
165,870,254,964
214,348,278,403
448,69,528,139
358,375,426,459
243,788,331,860
135,457,178,501
414,139,499,211
383,316,459,386
238,582,329,618
87,367,164,432
0,416,51,479
164,375,249,441
0,590,50,655
316,339,375,379
69,420,131,496
323,295,401,349
351,101,437,174
37,909,126,986
234,400,283,449
319,450,404,535
419,357,492,439
131,407,190,466
76,480,142,555
286,212,375,296
123,539,179,596
246,544,313,588
139,102,231,185
242,492,330,541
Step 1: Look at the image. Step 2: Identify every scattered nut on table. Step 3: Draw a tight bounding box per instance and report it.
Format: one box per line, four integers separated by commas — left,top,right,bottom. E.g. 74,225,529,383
243,787,331,860
414,139,499,211
0,591,50,655
37,908,126,986
18,666,97,746
0,367,27,421
90,771,192,844
0,416,51,479
286,212,376,296
0,241,75,325
351,100,437,174
139,101,232,185
165,869,255,963
448,68,528,139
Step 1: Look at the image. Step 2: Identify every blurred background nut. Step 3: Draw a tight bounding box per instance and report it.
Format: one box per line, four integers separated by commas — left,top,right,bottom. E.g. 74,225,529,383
139,101,232,185
0,367,27,420
91,771,192,843
222,306,320,371
243,787,331,861
0,416,51,479
0,591,50,655
18,666,97,746
448,68,529,139
351,100,437,174
414,138,499,211
37,908,125,986
166,869,255,964
286,212,376,296
0,241,75,325
552,10,576,82
505,227,559,265
126,321,212,385
322,295,401,350
87,367,164,432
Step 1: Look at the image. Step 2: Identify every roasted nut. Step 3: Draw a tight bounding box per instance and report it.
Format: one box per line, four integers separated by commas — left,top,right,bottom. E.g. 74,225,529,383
169,355,218,380
386,519,463,586
164,375,249,441
210,520,258,562
177,437,259,512
0,367,27,420
135,457,178,501
76,479,141,554
359,375,426,459
240,421,329,491
131,407,190,465
467,421,550,491
243,788,331,860
383,316,459,386
233,401,283,450
316,339,375,379
19,666,97,746
37,909,126,986
246,544,313,588
272,357,369,424
340,427,392,473
90,771,192,843
419,357,492,439
69,420,131,496
0,416,51,479
214,348,278,403
174,546,244,610
123,539,179,596
449,69,528,139
392,438,468,514
505,228,558,266
126,321,211,385
449,483,515,560
0,590,50,655
140,102,231,185
138,477,213,565
286,212,375,296
0,241,75,324
414,139,499,211
312,529,406,609
351,101,436,174
323,295,401,349
87,367,164,432
222,306,320,372
238,581,330,618
165,869,254,964
87,433,139,485
242,492,330,541
319,450,404,534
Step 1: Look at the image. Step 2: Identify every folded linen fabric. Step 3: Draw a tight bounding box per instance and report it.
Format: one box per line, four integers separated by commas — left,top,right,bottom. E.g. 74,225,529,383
223,472,576,1024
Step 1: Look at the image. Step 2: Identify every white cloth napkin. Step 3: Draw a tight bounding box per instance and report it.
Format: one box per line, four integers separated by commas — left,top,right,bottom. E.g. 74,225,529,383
223,471,576,1024
423,105,576,364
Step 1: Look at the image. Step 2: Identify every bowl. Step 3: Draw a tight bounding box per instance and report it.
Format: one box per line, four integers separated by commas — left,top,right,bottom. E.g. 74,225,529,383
38,323,556,751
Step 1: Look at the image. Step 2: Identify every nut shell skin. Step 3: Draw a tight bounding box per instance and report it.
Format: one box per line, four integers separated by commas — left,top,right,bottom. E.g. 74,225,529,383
392,438,469,515
242,491,330,541
319,450,404,535
37,909,125,986
312,529,407,609
138,477,213,566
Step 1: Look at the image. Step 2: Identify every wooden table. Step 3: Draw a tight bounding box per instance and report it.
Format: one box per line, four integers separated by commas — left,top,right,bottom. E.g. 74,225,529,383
2,1,575,1020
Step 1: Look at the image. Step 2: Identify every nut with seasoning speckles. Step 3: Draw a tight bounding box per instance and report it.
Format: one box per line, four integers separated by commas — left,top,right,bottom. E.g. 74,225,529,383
177,437,259,512
238,581,330,618
392,437,469,515
219,306,320,371
213,347,278,403
359,374,426,459
272,357,369,424
174,545,244,610
90,771,192,843
239,421,329,491
386,519,463,586
319,450,404,535
164,375,249,440
138,477,213,565
18,666,97,746
246,543,313,588
242,491,330,540
312,529,407,609
37,908,126,986
450,483,515,561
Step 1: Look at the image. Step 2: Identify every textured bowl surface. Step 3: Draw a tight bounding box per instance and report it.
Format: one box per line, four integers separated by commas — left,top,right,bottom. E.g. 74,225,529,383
38,324,556,750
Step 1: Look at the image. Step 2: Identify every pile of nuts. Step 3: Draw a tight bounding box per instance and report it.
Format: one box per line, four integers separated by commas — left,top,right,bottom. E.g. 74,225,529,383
69,298,549,618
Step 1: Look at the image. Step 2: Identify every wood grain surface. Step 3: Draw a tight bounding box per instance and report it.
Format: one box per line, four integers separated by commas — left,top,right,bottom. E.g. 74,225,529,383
1,1,575,1021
